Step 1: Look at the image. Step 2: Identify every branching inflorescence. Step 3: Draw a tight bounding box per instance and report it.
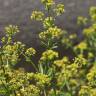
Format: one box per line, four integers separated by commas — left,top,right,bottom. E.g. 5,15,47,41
0,0,96,96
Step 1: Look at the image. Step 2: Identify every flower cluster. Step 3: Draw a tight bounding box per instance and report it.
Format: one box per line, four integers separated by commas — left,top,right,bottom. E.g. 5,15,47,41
34,73,51,88
39,27,63,40
53,55,89,95
61,31,77,49
25,47,36,56
79,86,92,96
39,26,64,49
77,16,88,25
54,4,65,16
89,6,96,21
41,0,55,10
31,11,44,21
54,56,69,67
43,17,55,28
30,0,65,49
1,0,96,96
39,50,58,63
74,55,88,67
87,65,96,87
69,33,77,40
56,62,79,90
77,7,96,55
83,27,95,36
18,85,40,96
83,23,96,37
1,42,25,66
74,41,87,51
5,25,19,37
0,67,40,96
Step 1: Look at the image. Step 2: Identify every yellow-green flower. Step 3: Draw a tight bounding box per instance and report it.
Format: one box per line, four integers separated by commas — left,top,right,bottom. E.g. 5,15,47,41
88,52,94,59
1,37,6,43
67,63,78,74
25,48,36,56
83,27,95,36
69,34,77,39
54,56,69,67
2,42,25,66
74,55,87,67
77,16,88,25
39,26,63,40
69,79,78,87
19,85,40,96
79,86,92,96
91,89,96,96
89,7,96,16
87,65,96,86
1,68,40,96
34,73,50,88
31,11,44,21
41,0,55,10
74,41,87,50
54,59,64,67
89,7,96,21
54,4,65,16
43,17,55,28
57,65,71,85
40,50,58,63
5,25,19,37
91,14,96,21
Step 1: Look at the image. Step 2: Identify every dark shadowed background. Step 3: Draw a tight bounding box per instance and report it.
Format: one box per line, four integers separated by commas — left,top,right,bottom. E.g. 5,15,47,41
0,0,96,71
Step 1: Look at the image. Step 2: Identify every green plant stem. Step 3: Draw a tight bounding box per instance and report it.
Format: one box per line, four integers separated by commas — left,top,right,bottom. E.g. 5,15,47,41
30,60,39,72
53,88,56,96
44,89,47,96
23,53,38,72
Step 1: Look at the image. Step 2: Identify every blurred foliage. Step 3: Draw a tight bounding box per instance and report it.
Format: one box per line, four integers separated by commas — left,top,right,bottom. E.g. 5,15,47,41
0,0,96,96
